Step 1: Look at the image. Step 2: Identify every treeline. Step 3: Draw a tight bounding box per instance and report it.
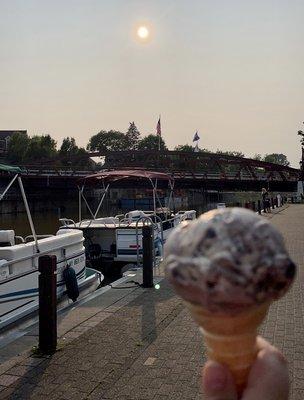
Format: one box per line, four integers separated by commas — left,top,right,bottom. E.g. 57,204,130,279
6,133,89,166
6,123,290,167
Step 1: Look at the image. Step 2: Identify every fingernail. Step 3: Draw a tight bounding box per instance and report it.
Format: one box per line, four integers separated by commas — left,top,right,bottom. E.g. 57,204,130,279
204,361,227,392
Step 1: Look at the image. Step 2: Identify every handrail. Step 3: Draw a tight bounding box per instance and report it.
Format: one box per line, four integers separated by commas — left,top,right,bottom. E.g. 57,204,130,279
79,219,93,228
14,236,25,244
107,217,118,227
59,218,76,228
179,210,197,222
119,218,133,227
25,234,53,242
78,217,118,228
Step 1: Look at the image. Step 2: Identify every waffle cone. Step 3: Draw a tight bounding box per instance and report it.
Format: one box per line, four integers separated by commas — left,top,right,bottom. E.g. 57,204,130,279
185,301,270,394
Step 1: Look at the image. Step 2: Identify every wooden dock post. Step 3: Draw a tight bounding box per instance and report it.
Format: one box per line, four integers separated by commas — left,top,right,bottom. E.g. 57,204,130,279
38,255,57,354
142,225,154,288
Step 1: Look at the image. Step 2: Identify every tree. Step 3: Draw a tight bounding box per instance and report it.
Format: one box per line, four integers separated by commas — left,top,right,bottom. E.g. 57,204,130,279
137,135,167,151
73,147,92,167
6,131,30,163
216,150,245,158
174,144,195,152
174,144,209,152
125,122,141,150
263,153,290,166
59,137,79,158
24,135,57,163
59,137,92,166
87,130,126,152
298,130,304,146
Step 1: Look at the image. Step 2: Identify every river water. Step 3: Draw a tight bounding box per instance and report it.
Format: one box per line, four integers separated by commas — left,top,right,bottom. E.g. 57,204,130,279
0,201,221,238
0,205,206,238
0,208,80,238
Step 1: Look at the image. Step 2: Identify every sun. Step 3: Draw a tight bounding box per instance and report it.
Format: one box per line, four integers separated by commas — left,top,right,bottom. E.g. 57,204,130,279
137,26,149,40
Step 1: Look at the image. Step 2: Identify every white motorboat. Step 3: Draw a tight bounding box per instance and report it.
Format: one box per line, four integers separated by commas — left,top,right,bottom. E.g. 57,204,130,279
59,169,196,275
0,166,102,330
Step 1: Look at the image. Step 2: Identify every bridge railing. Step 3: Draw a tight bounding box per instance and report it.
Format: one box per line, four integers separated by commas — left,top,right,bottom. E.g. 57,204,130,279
13,168,299,182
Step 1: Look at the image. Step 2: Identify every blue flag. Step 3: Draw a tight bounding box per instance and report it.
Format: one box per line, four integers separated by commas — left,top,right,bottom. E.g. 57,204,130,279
193,131,200,142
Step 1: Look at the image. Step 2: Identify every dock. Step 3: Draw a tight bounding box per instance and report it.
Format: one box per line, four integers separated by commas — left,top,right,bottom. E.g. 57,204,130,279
0,204,303,400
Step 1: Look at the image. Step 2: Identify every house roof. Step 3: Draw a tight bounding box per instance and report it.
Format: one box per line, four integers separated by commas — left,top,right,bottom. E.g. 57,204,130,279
0,131,27,140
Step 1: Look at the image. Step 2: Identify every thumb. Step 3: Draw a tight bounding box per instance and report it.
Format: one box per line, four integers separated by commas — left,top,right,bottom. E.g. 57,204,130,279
202,360,237,400
243,341,289,400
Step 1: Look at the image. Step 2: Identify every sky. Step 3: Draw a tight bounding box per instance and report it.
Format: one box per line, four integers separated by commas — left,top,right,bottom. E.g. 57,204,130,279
0,0,303,167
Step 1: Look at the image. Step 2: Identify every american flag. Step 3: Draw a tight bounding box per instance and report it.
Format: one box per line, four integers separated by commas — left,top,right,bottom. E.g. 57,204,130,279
193,131,200,142
156,117,161,137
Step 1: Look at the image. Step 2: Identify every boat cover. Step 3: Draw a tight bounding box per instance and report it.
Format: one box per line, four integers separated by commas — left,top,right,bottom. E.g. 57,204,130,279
80,170,173,184
0,164,22,173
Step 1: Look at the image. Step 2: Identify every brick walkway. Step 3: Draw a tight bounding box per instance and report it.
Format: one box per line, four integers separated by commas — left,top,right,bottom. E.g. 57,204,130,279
0,204,303,399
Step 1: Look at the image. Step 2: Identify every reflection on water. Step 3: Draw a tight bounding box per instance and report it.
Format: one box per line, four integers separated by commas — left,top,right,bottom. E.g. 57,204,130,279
0,206,82,237
0,210,62,237
0,204,124,237
0,203,206,238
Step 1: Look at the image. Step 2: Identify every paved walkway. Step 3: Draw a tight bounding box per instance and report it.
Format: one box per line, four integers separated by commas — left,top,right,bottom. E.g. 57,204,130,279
0,205,303,400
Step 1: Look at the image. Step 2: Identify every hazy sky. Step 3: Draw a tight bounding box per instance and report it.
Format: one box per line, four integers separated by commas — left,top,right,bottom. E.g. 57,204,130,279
1,0,303,167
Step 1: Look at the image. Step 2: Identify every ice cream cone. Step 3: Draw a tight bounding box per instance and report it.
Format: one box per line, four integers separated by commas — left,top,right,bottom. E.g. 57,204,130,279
185,300,270,394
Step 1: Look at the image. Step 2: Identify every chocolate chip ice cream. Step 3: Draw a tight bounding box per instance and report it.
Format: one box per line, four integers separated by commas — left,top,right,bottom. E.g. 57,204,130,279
164,208,296,315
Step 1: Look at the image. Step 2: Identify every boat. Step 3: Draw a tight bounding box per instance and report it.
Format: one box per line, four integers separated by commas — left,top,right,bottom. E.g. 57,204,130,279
0,166,102,331
59,169,196,275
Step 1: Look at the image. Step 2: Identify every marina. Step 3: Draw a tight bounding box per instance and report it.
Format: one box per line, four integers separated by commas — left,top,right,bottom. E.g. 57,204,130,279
0,204,302,399
0,166,198,332
0,163,300,333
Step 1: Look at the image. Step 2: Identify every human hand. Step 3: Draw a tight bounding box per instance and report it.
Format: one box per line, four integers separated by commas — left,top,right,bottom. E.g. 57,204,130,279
202,337,289,400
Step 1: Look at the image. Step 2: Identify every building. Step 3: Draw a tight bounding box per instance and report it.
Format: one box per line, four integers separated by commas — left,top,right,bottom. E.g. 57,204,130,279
0,131,27,154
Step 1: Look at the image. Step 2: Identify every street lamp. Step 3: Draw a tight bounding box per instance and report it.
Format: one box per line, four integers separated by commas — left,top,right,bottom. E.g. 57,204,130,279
298,123,304,182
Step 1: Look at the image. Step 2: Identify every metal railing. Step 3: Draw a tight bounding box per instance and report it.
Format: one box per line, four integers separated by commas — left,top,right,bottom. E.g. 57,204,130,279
0,236,84,274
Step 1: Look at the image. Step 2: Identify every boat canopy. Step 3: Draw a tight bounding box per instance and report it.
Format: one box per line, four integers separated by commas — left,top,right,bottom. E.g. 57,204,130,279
77,170,174,221
80,169,174,185
0,164,23,173
0,166,38,252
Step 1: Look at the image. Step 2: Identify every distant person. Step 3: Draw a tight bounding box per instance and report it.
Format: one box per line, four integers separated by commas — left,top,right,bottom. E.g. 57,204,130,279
261,188,271,213
277,193,282,207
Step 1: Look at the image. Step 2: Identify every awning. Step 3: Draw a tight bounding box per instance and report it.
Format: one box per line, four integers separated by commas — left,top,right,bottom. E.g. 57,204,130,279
0,164,23,173
80,169,174,185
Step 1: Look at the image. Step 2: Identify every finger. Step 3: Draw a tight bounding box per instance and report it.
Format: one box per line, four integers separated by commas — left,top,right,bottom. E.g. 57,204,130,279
202,360,237,400
255,336,275,351
243,339,289,400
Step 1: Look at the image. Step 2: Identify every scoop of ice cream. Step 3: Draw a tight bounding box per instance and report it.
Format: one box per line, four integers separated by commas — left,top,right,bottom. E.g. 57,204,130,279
164,208,296,315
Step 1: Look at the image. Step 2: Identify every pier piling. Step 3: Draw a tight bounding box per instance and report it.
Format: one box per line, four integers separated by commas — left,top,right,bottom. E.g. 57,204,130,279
142,225,154,288
38,255,57,354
